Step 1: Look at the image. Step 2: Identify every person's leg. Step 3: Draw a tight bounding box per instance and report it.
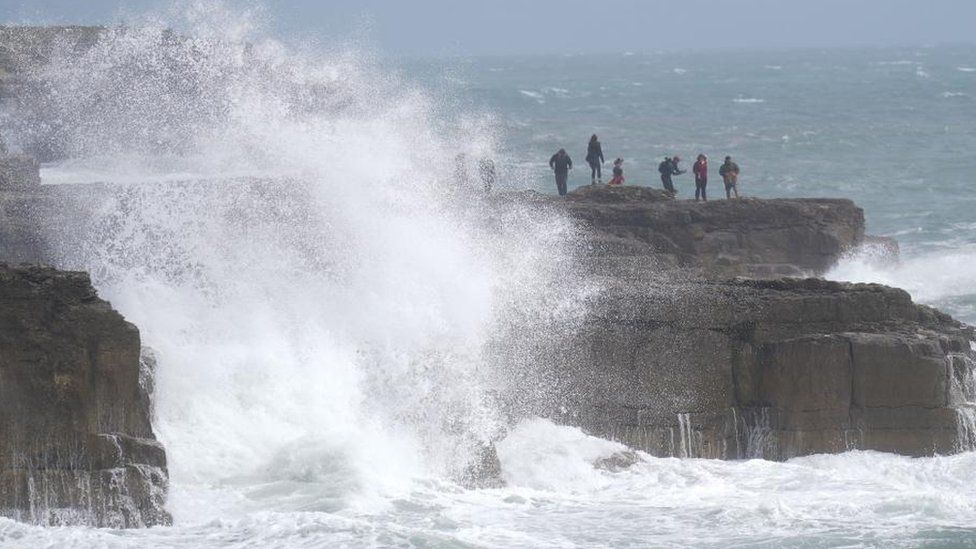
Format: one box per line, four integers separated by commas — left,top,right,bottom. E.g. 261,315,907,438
596,162,601,183
732,183,739,199
557,173,568,195
725,182,732,199
702,182,707,201
695,182,702,201
589,162,597,184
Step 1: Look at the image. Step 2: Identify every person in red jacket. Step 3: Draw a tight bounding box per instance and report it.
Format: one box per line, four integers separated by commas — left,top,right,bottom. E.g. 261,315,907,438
693,154,708,201
608,158,625,186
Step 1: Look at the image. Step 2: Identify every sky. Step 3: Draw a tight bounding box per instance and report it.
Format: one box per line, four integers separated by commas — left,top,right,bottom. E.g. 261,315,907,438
1,0,975,56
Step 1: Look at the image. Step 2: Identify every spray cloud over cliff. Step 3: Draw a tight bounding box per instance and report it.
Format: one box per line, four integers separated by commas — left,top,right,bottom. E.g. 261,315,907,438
15,1,587,513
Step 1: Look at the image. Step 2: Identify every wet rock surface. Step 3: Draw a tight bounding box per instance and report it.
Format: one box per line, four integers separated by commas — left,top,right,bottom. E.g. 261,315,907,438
554,278,976,459
560,185,866,278
0,265,170,527
497,186,976,460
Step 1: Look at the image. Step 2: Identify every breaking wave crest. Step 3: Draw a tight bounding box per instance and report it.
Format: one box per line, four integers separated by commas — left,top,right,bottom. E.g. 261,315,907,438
12,1,588,517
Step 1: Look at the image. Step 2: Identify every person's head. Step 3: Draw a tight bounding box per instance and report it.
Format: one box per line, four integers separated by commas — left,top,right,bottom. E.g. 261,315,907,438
614,157,623,165
697,154,706,162
725,156,732,162
590,134,598,143
558,148,566,155
673,156,681,162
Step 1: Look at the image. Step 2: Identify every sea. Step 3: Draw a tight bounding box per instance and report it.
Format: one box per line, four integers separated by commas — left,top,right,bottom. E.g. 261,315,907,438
4,6,976,547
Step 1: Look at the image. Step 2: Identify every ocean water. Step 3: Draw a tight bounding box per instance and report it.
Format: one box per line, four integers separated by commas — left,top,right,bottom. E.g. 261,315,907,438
5,4,976,548
405,47,976,323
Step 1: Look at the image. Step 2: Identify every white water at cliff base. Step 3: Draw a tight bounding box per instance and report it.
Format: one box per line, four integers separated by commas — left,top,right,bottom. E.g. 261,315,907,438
4,419,976,547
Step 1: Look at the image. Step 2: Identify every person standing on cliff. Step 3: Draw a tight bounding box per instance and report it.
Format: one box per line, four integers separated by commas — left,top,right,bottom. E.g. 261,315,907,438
693,154,708,201
585,134,605,185
658,156,684,194
549,148,573,196
719,156,740,199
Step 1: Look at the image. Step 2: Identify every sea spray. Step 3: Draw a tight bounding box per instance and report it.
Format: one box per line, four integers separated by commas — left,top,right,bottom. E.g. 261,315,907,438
10,4,590,518
829,244,976,324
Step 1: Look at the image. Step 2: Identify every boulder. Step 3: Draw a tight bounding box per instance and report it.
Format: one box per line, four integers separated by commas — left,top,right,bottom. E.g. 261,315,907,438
0,264,170,527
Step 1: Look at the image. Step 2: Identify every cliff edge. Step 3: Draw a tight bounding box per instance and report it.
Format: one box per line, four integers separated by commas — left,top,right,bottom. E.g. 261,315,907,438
492,185,976,460
0,265,170,527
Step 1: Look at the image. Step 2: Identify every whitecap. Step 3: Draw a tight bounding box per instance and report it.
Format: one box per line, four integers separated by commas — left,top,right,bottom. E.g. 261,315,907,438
544,87,570,96
958,67,976,73
733,97,765,104
942,92,968,98
916,67,930,78
764,65,783,70
519,89,545,103
673,68,687,74
877,60,915,66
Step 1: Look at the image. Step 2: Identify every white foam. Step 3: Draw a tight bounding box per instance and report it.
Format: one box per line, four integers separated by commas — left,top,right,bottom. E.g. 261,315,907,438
19,2,581,524
495,418,632,491
734,97,766,104
828,246,976,312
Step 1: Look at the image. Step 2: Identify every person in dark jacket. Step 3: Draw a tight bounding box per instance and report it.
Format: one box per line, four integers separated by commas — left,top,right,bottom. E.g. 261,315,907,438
549,148,573,196
693,154,708,201
719,156,740,199
658,155,684,193
585,134,605,185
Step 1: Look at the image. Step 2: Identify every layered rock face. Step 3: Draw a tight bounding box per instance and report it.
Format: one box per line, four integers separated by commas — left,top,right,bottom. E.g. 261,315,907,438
492,186,976,460
562,185,865,278
548,278,976,460
0,265,170,527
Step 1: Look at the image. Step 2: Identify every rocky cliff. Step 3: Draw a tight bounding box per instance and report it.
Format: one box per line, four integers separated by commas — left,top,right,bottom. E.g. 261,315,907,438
561,185,865,278
493,186,976,460
0,25,972,486
0,265,170,527
539,278,976,459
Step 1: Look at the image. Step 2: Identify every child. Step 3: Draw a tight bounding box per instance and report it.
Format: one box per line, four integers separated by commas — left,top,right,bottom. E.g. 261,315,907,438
608,158,625,186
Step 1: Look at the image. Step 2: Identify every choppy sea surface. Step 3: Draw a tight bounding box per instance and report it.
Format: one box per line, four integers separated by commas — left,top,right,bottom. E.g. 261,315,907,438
405,47,976,323
13,17,976,548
